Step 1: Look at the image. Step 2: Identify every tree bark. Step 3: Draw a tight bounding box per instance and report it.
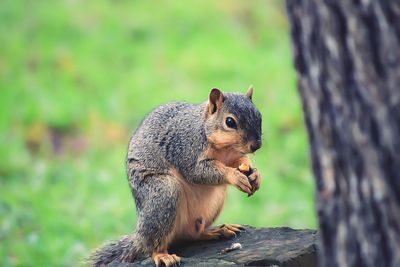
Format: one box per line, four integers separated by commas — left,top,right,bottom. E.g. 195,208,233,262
286,1,400,267
111,226,318,267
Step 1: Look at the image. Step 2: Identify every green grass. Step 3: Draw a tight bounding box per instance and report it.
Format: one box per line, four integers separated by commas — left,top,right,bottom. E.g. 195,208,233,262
0,1,316,266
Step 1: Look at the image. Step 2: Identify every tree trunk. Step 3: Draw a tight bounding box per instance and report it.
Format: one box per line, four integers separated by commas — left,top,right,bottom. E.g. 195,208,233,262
286,1,400,267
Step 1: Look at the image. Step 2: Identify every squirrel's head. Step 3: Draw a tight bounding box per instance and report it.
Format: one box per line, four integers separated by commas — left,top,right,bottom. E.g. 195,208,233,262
204,87,262,154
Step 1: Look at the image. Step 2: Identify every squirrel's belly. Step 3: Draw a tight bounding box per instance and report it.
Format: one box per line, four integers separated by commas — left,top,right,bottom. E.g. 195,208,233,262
171,171,227,241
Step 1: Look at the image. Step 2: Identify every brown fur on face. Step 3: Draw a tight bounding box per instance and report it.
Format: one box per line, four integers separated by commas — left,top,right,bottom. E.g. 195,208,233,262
208,130,243,150
205,146,250,169
206,129,252,168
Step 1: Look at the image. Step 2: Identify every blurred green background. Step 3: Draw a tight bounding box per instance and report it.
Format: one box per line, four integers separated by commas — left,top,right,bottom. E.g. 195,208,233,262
0,0,316,266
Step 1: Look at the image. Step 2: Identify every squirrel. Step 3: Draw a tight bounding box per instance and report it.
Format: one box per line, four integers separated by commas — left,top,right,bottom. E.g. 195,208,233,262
90,87,262,267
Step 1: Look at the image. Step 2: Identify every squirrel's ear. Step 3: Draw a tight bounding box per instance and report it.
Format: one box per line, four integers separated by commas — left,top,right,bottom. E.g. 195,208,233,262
246,85,253,101
208,88,224,115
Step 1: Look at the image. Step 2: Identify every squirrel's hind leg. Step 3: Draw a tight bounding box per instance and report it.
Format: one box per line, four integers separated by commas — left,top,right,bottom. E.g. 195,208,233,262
133,175,182,266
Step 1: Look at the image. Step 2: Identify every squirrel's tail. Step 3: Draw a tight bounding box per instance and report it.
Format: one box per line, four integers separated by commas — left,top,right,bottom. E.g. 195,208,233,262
89,234,143,267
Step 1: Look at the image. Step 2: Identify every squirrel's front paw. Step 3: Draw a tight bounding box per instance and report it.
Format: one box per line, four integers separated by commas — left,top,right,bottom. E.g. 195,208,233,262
226,169,252,194
248,169,261,196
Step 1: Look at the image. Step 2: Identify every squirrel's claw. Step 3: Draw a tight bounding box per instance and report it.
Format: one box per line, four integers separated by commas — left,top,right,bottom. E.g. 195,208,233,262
152,252,181,267
172,254,181,265
221,228,237,238
220,223,245,233
247,169,261,196
200,224,244,240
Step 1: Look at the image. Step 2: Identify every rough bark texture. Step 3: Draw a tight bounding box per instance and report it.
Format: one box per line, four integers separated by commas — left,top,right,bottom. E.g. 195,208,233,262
110,226,318,267
286,1,400,267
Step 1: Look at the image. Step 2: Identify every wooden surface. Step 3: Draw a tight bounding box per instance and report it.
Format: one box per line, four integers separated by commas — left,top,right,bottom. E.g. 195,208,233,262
110,226,318,267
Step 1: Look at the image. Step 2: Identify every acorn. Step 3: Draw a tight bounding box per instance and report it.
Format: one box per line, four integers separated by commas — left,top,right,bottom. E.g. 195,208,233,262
238,163,252,176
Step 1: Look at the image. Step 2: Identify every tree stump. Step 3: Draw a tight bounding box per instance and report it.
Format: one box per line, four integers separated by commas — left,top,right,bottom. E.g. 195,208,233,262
109,226,318,267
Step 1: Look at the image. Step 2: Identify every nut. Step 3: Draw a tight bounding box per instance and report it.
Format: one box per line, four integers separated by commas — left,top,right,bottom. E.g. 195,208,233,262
238,163,250,173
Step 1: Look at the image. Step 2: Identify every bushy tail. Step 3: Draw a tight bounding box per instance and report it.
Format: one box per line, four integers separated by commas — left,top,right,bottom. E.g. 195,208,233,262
89,234,143,267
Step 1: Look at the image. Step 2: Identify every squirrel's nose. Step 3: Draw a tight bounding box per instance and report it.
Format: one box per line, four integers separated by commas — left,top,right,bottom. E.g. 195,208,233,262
250,140,262,152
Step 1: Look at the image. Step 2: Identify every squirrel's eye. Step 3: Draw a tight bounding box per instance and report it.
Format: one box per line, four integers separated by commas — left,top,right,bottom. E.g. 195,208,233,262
225,117,237,129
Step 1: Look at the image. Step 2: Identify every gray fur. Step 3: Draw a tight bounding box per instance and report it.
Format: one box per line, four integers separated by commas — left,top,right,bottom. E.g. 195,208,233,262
89,91,262,266
223,93,262,144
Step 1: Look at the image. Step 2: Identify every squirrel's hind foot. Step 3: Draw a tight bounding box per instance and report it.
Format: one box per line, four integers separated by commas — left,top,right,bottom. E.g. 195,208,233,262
152,252,181,267
200,224,244,240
